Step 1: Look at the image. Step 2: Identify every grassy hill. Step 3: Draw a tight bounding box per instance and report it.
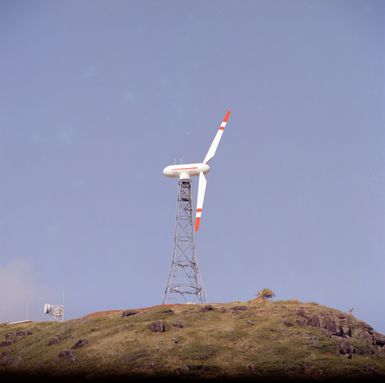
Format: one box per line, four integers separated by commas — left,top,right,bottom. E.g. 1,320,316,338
1,299,385,382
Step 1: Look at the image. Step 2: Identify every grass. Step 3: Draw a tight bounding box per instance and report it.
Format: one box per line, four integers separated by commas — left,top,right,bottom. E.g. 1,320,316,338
1,300,385,381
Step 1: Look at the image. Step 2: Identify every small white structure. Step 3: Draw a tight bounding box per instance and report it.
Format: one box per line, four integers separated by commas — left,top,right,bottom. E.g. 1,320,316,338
44,304,64,322
6,320,32,325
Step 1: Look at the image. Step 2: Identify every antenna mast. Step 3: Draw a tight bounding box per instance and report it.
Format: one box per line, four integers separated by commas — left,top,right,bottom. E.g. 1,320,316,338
163,177,206,304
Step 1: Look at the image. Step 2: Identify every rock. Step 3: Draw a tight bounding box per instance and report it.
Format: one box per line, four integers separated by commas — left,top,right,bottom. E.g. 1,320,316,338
339,325,352,338
375,346,385,356
297,308,310,318
71,338,88,349
172,337,179,344
373,332,385,347
296,312,354,337
335,316,353,337
47,337,61,346
187,364,212,372
335,339,355,357
0,351,14,365
295,319,307,326
15,329,32,337
58,350,76,363
356,321,374,334
248,364,256,373
0,351,21,367
0,340,14,347
307,314,336,333
149,320,165,332
353,328,373,343
231,306,248,312
4,333,15,341
57,330,72,340
161,309,174,314
200,305,214,312
173,321,184,328
364,365,379,375
247,320,255,326
323,316,338,334
307,315,321,328
175,364,190,374
306,314,353,337
121,310,138,317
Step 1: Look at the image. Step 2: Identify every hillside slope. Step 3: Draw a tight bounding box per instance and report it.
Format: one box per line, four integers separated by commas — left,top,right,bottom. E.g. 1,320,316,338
1,300,385,381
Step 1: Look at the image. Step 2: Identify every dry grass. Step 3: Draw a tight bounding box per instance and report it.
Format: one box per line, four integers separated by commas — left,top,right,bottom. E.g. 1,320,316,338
1,300,385,381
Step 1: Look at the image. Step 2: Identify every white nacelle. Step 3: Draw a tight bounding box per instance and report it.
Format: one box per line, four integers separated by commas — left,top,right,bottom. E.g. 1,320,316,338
44,304,52,315
163,163,210,179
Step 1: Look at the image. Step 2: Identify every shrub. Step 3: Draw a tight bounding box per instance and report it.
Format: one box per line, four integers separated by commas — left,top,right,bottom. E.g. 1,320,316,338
256,288,276,300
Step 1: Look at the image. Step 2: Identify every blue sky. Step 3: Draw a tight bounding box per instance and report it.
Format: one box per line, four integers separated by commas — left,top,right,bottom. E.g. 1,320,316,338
1,0,384,333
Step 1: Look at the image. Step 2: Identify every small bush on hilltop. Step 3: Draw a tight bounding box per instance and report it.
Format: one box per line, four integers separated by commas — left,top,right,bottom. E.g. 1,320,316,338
256,288,276,300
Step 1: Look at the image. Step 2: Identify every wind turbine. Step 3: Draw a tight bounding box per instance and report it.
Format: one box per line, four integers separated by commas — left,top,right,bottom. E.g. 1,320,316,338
163,110,230,231
162,111,231,304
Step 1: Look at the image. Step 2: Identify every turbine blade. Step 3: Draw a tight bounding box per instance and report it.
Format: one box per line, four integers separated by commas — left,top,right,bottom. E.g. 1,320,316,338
203,110,231,164
194,172,207,232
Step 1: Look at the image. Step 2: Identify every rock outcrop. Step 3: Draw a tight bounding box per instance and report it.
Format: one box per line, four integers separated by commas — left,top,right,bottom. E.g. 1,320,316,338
58,350,76,363
121,310,138,317
47,337,61,346
149,320,166,332
295,309,385,357
71,338,88,349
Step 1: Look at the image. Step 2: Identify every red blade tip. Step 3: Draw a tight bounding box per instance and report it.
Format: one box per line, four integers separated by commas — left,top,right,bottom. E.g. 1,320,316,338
194,217,201,231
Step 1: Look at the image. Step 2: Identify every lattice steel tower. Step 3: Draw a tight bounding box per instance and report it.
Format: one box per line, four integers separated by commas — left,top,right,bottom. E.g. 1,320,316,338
162,111,231,305
163,177,206,304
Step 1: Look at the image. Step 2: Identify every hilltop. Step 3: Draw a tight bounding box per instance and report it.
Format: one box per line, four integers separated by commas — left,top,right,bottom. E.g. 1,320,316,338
1,300,385,382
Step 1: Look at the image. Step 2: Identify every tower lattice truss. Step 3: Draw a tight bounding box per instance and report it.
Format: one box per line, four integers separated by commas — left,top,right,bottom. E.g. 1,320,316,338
163,179,206,304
